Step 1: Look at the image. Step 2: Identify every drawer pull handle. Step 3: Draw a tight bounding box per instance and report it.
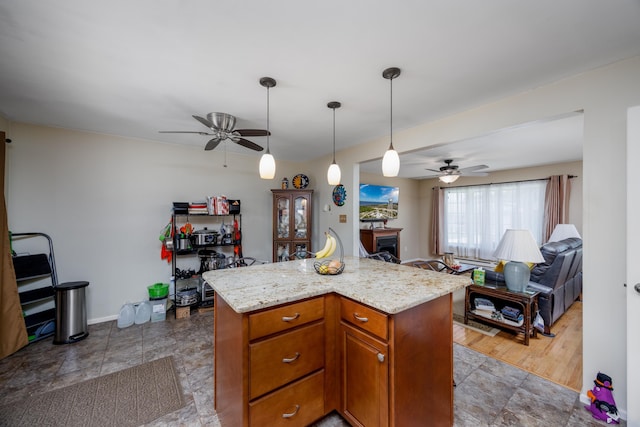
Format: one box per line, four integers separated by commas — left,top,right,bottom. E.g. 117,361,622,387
377,352,385,363
353,313,369,323
282,313,300,322
282,404,300,418
282,352,300,363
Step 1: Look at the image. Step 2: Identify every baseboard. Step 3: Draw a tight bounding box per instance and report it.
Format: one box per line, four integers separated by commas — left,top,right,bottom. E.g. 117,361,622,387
88,314,118,325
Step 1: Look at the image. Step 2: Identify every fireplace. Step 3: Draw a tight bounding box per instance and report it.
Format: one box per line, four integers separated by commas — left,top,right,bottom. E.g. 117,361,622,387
360,228,402,259
376,235,398,258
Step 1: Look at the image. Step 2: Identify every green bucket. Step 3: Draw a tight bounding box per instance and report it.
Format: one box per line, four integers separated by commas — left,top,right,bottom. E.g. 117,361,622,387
148,283,169,299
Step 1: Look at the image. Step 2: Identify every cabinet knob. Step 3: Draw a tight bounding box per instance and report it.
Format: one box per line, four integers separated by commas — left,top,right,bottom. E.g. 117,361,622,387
282,352,300,363
282,404,300,418
353,313,369,323
377,353,385,363
282,313,300,322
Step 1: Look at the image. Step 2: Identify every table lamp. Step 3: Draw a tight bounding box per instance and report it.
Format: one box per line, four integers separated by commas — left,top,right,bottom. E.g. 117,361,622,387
547,223,581,242
493,229,545,293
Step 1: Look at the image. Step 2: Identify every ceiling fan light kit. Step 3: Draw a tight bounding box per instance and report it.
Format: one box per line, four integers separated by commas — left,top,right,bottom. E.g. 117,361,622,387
427,159,489,183
327,101,342,186
382,67,401,177
259,77,277,180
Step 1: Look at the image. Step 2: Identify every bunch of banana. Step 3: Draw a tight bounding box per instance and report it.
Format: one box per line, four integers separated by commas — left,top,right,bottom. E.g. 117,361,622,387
315,232,337,259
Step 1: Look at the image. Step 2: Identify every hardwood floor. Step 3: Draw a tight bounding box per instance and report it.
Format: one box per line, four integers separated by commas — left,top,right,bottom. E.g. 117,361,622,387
453,299,583,392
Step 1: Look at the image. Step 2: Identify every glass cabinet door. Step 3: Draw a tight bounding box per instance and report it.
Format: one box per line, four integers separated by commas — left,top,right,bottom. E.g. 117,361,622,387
293,196,308,239
276,197,290,239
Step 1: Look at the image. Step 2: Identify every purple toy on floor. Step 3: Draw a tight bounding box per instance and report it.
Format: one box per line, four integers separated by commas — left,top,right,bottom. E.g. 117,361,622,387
585,372,620,424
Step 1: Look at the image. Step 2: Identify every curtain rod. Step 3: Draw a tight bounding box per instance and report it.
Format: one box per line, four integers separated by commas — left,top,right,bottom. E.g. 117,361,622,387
433,175,577,190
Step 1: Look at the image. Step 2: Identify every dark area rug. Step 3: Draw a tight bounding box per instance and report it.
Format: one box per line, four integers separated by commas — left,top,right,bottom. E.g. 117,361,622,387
0,356,184,427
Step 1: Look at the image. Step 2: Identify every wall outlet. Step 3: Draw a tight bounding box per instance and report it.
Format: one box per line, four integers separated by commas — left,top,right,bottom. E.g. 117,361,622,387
339,214,347,223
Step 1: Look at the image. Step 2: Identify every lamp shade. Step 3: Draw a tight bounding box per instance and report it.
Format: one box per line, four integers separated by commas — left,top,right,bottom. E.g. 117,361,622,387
547,224,581,242
493,229,544,293
493,229,545,263
382,147,400,177
259,153,276,179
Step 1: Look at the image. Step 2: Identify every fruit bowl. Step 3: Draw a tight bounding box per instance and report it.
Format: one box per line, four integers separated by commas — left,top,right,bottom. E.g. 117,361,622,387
313,227,344,275
314,259,345,275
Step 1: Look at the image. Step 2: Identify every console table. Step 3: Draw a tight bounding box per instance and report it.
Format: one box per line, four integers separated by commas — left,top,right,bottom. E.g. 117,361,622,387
464,284,539,346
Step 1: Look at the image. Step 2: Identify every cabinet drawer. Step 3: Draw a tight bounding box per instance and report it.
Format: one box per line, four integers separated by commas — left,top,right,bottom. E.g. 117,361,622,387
249,370,325,427
249,297,324,340
250,322,325,400
340,297,388,341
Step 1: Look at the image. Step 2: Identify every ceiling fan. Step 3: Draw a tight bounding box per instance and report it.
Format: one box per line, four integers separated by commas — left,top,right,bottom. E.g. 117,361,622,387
159,112,269,151
426,159,489,183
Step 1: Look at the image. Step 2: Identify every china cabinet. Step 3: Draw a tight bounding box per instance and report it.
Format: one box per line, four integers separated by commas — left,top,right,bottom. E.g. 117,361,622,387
271,189,313,262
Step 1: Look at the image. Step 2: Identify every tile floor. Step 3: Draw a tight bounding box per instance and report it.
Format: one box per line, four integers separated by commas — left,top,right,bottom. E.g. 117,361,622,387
0,310,623,426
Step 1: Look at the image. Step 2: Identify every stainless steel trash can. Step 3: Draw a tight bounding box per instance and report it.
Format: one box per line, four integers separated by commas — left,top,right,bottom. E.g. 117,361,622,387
54,281,89,344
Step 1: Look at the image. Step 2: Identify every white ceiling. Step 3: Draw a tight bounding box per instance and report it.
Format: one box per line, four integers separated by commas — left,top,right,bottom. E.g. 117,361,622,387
1,1,640,178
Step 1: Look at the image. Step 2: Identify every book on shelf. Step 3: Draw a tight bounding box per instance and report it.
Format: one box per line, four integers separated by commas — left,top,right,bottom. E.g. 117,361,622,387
474,297,495,311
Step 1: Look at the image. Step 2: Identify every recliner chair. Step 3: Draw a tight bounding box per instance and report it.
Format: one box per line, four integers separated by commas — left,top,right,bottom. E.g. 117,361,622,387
485,237,582,336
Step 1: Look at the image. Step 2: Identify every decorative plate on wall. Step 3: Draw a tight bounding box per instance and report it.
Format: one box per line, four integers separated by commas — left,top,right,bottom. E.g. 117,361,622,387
332,184,347,206
292,174,309,189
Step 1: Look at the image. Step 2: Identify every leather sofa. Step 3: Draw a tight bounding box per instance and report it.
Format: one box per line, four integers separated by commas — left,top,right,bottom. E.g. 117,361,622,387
484,237,582,336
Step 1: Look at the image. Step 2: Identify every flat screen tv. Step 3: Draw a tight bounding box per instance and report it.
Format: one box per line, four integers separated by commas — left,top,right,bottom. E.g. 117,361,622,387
359,184,399,221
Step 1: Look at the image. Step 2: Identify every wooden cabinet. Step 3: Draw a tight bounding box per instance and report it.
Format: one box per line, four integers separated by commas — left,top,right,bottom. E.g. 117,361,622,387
214,294,331,427
214,291,454,427
359,228,402,259
339,295,453,427
341,323,389,427
272,189,313,262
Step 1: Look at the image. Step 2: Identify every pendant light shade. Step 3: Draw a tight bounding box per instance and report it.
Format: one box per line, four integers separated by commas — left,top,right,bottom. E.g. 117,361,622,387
327,101,342,185
259,77,276,179
382,67,401,177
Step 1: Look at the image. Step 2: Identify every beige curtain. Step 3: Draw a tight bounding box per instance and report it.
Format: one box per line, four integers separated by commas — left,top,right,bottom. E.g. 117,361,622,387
543,175,571,242
430,186,444,255
1,131,29,359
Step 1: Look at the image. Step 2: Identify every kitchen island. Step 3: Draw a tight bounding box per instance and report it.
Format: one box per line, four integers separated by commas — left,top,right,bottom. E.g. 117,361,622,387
204,256,471,427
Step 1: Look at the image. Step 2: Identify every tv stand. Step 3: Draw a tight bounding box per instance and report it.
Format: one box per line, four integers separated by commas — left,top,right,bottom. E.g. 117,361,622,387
360,228,402,259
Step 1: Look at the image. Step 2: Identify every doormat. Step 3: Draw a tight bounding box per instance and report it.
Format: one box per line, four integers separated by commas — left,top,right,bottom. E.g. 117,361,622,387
0,356,185,427
453,313,500,337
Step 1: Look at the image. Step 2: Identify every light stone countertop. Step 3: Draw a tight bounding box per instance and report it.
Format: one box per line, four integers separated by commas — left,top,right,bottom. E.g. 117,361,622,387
203,256,472,314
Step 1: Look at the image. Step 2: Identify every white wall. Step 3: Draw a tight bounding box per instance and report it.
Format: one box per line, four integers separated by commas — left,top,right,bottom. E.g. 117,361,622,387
4,124,302,322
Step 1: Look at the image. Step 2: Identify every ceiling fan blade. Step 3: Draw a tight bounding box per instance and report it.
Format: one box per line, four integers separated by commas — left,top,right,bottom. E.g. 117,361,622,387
159,131,212,135
193,115,215,129
425,168,442,173
205,138,222,151
234,138,264,151
458,164,489,172
462,171,489,177
235,129,271,137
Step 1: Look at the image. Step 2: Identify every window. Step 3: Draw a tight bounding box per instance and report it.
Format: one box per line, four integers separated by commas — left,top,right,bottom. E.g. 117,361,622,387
443,180,546,260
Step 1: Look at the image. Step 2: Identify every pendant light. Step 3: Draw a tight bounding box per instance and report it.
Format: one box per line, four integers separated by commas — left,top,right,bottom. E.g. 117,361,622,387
382,67,401,177
259,77,276,179
327,101,342,185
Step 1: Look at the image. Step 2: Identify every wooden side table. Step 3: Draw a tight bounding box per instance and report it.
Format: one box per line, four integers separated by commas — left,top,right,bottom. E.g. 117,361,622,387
464,284,540,346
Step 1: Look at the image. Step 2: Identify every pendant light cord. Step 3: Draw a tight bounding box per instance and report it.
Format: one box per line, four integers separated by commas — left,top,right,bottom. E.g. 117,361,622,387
389,76,394,150
332,107,336,163
266,86,271,154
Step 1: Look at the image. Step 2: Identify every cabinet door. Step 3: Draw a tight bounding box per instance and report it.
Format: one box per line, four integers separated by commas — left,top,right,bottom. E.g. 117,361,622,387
341,323,388,427
275,195,290,240
292,194,309,240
